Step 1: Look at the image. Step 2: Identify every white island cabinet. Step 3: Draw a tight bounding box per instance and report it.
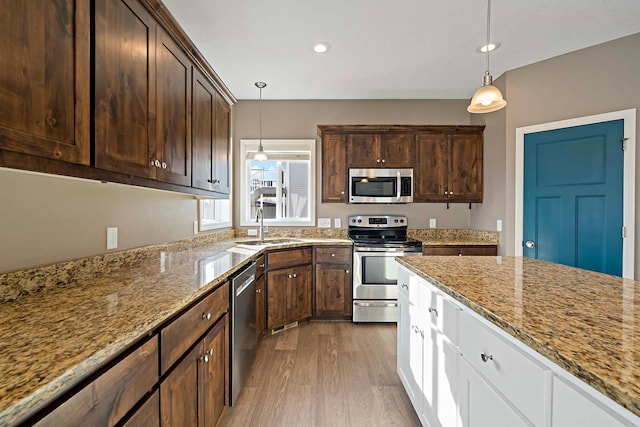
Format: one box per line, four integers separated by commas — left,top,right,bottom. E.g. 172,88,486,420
396,264,639,427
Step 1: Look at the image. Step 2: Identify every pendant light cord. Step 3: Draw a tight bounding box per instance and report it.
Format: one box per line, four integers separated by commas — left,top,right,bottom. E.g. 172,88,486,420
485,0,491,74
259,85,263,146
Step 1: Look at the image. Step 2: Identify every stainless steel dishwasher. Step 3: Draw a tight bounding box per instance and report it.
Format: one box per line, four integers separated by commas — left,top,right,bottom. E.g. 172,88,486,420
230,262,257,406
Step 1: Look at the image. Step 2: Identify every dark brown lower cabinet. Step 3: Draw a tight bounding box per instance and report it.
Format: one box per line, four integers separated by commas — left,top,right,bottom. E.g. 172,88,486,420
422,245,498,256
313,246,353,319
256,273,266,344
35,337,158,426
123,391,160,426
266,265,312,330
160,316,227,427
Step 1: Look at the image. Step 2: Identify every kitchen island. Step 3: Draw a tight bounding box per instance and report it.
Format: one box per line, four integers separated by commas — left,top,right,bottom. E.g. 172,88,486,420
396,255,639,426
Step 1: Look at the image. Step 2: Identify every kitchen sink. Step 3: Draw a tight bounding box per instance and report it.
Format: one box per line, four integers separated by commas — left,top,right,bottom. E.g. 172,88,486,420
235,238,302,246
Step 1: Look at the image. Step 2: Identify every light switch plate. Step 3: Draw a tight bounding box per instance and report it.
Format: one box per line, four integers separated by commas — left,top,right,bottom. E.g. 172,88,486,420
429,218,436,229
496,219,503,232
247,229,258,236
334,218,341,228
107,227,118,250
318,218,331,228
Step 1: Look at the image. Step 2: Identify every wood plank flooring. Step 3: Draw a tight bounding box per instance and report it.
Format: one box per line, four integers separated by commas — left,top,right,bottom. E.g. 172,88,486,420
222,321,420,427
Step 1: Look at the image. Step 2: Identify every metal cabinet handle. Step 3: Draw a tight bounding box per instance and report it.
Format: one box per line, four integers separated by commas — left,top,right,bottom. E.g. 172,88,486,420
428,307,438,317
331,253,335,257
256,288,261,293
444,190,449,195
201,355,209,363
450,191,454,195
162,161,167,169
376,159,380,163
340,191,345,195
525,240,535,248
205,348,214,356
381,159,385,163
480,352,493,363
293,273,297,278
202,313,211,320
345,269,349,274
259,264,265,268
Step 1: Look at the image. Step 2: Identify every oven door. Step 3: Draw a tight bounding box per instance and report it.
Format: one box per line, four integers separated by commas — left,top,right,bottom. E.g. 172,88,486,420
353,249,421,299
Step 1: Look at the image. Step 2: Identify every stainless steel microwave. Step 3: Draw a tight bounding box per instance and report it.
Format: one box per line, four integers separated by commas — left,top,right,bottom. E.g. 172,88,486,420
348,168,413,203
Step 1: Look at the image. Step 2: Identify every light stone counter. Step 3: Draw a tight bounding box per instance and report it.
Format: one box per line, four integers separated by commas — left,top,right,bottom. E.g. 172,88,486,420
0,237,350,425
396,255,639,417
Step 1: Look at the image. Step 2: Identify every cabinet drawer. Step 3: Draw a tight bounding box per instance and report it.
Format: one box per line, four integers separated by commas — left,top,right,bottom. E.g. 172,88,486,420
267,247,312,270
459,310,547,426
255,254,266,278
36,337,158,426
423,246,497,256
315,246,352,263
161,282,229,373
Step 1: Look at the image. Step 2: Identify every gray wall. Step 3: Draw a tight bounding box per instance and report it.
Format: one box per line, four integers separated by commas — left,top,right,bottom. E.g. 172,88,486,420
0,168,201,273
232,99,475,232
471,32,640,275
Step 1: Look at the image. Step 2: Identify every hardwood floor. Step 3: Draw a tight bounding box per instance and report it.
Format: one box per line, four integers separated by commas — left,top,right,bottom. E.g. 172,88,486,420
222,321,420,427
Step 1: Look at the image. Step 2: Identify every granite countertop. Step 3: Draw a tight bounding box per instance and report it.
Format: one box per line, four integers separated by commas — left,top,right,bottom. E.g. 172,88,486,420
396,255,640,418
409,229,499,246
0,237,350,425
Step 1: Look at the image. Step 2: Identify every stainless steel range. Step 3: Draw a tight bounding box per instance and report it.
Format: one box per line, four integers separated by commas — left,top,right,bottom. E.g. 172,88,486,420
349,215,423,322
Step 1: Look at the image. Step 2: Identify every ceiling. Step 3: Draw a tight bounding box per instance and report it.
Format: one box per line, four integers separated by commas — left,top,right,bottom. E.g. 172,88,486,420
161,0,640,101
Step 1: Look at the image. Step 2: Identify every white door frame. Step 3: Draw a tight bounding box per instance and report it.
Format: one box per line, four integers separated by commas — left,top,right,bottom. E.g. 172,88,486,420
515,109,636,279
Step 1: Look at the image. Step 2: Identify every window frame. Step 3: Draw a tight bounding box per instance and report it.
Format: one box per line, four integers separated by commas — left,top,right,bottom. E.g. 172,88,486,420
198,196,232,231
239,139,316,227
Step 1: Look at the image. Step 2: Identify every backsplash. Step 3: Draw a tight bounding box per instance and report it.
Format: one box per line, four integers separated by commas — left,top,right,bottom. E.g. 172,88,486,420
409,229,499,245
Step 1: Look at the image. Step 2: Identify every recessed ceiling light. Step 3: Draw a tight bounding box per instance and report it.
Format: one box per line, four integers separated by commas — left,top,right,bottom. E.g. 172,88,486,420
476,42,501,53
313,42,331,54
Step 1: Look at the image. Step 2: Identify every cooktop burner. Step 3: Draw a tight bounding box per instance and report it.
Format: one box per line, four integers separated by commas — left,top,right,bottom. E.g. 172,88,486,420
347,215,423,250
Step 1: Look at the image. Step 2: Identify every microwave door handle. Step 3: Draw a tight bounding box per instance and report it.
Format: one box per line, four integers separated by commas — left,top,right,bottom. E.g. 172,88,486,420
397,170,401,199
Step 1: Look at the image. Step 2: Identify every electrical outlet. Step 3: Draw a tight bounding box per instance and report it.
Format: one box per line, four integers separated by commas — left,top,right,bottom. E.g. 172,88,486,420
496,219,503,232
429,218,436,229
107,227,118,250
334,218,341,228
318,218,331,228
193,221,199,235
247,229,258,236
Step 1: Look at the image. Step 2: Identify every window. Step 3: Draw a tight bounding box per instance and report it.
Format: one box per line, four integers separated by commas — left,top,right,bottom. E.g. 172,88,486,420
199,198,231,231
240,139,316,226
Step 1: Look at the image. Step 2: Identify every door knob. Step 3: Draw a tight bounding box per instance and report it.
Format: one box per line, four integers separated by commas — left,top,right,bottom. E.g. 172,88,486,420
525,240,535,248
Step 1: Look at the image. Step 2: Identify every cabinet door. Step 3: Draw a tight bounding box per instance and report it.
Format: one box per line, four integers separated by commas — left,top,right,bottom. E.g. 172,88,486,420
380,133,414,167
161,344,200,427
289,264,313,322
459,359,529,427
95,0,156,178
200,318,227,427
414,132,448,202
191,69,216,191
322,134,348,202
0,0,90,165
448,132,483,202
267,269,289,330
409,303,426,420
314,263,352,318
256,274,266,343
213,94,231,195
347,134,379,167
397,291,417,406
123,391,159,427
155,28,191,186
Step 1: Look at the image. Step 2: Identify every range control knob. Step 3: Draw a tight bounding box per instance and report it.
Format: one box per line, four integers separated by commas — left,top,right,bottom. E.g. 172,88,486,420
394,219,399,223
400,219,405,223
351,219,356,223
357,219,362,223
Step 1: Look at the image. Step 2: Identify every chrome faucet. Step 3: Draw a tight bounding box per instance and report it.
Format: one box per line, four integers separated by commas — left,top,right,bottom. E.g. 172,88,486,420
255,207,265,243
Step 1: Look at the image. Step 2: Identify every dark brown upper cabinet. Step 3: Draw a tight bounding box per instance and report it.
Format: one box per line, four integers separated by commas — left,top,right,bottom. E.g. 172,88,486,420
191,68,230,196
321,134,348,202
0,0,90,165
347,133,414,168
95,0,193,186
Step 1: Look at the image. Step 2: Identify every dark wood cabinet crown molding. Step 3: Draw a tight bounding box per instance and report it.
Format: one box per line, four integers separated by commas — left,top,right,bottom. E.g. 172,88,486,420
318,124,485,135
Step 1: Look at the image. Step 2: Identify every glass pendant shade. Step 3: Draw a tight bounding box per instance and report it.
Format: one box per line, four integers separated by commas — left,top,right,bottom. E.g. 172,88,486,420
254,144,268,161
467,74,506,113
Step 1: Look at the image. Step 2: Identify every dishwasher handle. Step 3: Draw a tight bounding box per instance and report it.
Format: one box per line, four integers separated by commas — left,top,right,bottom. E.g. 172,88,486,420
235,273,256,297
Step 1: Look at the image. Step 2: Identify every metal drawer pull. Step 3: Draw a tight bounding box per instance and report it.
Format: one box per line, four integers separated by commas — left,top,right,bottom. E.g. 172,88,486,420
345,269,349,274
202,312,212,320
354,301,398,308
428,307,438,317
331,253,335,257
480,352,493,363
205,348,214,356
201,355,209,363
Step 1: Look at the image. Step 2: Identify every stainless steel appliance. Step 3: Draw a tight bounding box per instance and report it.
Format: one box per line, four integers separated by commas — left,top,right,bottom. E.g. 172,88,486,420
230,262,257,405
348,168,413,204
349,215,423,322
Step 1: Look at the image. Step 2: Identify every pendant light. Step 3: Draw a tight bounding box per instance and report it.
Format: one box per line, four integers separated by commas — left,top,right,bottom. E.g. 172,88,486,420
468,0,507,114
253,82,268,161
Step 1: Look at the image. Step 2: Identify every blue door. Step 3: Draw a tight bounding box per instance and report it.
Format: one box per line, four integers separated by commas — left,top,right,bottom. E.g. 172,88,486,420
523,120,624,276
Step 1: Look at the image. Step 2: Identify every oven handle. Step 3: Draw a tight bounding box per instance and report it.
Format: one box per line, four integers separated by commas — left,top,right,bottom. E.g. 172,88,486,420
354,247,423,254
354,301,398,308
